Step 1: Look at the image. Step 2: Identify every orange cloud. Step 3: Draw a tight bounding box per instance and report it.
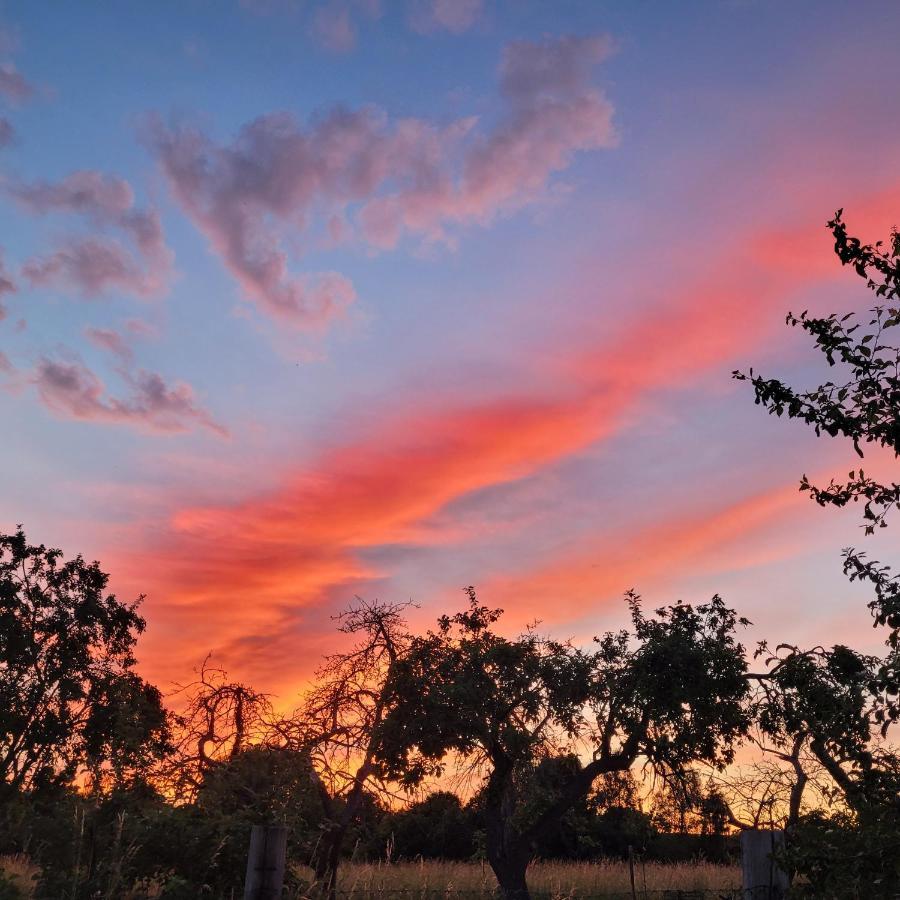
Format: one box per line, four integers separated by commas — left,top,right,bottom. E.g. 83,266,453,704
119,184,900,697
481,483,811,627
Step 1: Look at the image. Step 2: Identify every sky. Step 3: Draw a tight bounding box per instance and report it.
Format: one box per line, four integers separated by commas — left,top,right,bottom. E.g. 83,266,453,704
2,0,900,702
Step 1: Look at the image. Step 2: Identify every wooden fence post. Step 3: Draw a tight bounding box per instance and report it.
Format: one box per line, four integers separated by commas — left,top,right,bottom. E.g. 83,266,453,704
243,824,288,900
740,829,789,899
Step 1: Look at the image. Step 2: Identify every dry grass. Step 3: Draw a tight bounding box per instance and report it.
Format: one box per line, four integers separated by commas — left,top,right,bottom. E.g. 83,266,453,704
2,854,740,899
0,855,38,898
292,859,741,898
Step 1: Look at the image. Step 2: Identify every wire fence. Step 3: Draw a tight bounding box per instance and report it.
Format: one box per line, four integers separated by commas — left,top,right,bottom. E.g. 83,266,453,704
291,889,781,899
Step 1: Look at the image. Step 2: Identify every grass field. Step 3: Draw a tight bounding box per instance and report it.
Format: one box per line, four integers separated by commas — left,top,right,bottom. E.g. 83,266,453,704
2,855,742,898
294,859,742,897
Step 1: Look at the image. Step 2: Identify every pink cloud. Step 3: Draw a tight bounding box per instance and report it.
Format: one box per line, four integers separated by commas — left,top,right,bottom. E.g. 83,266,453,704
0,350,13,374
32,356,227,437
85,326,134,363
0,249,16,319
112,187,900,692
0,117,14,147
146,34,615,328
11,170,136,219
0,63,32,102
22,238,165,298
409,0,485,34
311,4,357,52
11,170,173,298
123,318,159,338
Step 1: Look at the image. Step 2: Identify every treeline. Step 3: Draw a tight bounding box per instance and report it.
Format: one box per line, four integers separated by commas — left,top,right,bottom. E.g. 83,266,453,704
2,213,900,900
0,756,735,900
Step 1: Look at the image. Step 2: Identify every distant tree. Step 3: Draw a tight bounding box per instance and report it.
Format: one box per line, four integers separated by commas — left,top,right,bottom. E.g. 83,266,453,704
373,589,750,900
381,791,476,861
0,527,170,792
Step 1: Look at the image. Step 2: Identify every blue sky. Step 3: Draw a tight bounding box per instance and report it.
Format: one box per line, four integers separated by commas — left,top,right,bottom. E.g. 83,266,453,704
2,0,899,695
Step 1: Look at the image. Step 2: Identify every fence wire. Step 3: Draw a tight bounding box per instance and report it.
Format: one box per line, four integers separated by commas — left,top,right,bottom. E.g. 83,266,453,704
289,889,782,900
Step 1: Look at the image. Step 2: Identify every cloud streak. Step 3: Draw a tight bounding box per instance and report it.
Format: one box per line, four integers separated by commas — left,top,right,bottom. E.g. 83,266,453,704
0,249,15,319
31,355,227,437
112,183,900,692
409,0,485,34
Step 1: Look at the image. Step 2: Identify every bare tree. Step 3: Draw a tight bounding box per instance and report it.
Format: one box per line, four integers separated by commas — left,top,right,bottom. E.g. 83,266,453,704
161,657,275,802
276,599,412,899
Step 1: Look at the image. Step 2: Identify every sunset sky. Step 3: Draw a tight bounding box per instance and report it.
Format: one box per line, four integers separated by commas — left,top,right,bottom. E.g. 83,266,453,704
2,0,900,701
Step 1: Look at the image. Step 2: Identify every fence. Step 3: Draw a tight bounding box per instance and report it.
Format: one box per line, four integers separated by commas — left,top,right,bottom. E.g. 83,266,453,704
286,890,780,899
244,826,790,900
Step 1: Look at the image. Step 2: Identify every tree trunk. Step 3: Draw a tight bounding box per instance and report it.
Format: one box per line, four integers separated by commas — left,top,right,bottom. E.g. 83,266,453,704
484,805,531,900
310,824,341,900
490,855,531,900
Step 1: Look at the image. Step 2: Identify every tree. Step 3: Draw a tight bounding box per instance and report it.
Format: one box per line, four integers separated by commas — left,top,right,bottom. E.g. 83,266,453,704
0,527,170,791
278,598,411,899
381,791,476,861
734,211,900,722
735,213,900,893
162,658,275,802
747,640,900,894
373,588,750,899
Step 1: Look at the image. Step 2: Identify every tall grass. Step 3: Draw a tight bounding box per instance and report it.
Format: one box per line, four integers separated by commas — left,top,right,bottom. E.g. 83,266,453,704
2,855,740,899
293,859,741,898
0,856,38,898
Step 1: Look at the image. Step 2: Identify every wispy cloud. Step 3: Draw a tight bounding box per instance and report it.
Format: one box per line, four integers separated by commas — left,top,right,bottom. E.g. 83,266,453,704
114,186,900,690
145,34,615,329
31,354,227,437
85,326,135,363
0,117,15,147
0,62,33,102
10,170,173,298
409,0,485,34
0,249,16,320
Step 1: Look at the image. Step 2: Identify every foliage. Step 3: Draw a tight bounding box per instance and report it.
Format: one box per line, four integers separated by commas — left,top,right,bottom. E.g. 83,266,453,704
783,808,900,899
0,528,171,791
734,212,900,533
282,598,412,896
374,588,750,898
735,212,900,895
734,213,900,729
161,659,275,802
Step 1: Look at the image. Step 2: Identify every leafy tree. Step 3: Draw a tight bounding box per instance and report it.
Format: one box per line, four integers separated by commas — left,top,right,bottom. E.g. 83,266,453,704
734,212,900,723
373,588,750,899
735,213,900,894
746,640,900,895
0,527,170,791
381,791,476,861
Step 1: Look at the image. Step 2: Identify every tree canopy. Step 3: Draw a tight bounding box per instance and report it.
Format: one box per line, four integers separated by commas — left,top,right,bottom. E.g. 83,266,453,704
373,588,750,898
0,527,170,792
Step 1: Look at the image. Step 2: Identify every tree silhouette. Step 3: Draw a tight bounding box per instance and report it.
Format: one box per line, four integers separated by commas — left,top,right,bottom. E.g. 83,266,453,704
162,658,275,802
735,212,900,892
734,211,900,721
279,598,412,899
373,588,750,899
0,527,170,792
